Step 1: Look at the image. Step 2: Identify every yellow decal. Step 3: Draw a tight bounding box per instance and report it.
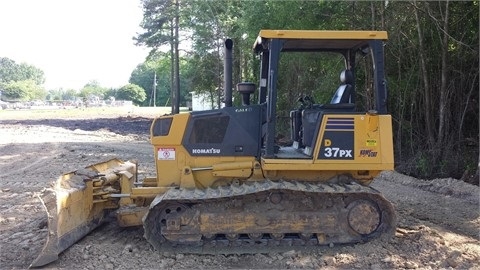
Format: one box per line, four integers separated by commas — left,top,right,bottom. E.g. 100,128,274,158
324,139,332,146
366,139,377,146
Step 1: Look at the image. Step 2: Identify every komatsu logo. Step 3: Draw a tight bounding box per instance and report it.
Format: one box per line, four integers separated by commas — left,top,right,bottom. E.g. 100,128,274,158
192,148,221,154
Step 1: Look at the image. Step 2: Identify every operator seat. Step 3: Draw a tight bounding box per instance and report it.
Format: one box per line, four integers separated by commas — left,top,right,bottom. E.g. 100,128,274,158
330,69,353,104
298,69,355,154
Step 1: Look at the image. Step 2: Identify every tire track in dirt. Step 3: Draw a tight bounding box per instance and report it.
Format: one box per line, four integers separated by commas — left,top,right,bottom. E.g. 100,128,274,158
0,156,54,179
0,190,47,269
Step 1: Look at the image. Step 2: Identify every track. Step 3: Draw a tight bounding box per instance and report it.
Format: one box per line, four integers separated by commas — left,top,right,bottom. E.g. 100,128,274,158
143,180,396,254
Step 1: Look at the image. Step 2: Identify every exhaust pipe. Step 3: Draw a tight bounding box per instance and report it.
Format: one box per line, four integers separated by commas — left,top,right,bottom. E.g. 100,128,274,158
224,39,233,107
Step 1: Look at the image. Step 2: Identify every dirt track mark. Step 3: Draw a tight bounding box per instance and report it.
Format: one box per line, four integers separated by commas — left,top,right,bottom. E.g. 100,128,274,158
0,156,54,179
0,190,47,268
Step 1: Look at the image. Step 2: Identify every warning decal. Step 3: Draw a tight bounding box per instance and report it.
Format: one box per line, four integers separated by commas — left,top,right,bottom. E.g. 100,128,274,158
158,148,176,160
366,139,377,146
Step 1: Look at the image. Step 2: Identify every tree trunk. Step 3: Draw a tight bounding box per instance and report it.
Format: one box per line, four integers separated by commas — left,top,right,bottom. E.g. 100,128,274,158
170,20,175,114
436,0,449,148
217,43,221,109
173,0,180,114
413,1,436,149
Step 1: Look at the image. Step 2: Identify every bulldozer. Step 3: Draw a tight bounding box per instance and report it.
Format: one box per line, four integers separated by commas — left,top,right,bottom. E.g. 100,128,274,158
31,30,396,267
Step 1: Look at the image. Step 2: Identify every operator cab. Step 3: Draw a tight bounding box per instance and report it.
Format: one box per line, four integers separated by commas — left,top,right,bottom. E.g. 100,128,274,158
252,30,388,159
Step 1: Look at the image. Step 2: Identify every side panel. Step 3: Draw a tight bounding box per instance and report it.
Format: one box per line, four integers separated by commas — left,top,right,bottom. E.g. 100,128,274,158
262,113,393,182
314,114,393,168
150,110,262,189
182,106,262,157
151,113,190,187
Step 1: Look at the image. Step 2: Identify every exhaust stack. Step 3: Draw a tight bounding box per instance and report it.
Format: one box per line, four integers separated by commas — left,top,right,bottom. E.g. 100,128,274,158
224,39,233,107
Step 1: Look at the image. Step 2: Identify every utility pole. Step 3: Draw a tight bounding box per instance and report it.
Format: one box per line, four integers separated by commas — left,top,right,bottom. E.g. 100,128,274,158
153,71,157,107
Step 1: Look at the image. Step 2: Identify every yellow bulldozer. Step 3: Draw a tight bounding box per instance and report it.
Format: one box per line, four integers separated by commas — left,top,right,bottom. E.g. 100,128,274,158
31,30,396,267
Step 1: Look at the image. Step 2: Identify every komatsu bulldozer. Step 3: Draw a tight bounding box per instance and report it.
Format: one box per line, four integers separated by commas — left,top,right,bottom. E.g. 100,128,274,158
31,30,396,267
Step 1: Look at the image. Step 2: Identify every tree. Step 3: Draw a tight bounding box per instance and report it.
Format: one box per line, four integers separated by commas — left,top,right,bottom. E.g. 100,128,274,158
381,1,479,179
0,57,46,101
183,53,222,109
129,52,191,107
136,0,183,114
79,80,108,99
46,88,78,101
0,79,46,101
16,63,45,85
0,57,19,83
130,53,170,107
0,57,45,84
116,84,147,105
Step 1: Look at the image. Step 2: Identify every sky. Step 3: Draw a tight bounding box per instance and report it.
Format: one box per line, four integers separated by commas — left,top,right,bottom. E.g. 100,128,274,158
0,0,149,90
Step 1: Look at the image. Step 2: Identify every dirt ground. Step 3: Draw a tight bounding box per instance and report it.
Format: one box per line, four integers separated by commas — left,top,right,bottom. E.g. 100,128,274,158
0,107,479,269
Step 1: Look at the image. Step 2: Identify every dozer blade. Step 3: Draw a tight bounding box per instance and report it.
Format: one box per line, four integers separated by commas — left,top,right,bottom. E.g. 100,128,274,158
30,189,59,268
30,187,106,268
30,159,136,268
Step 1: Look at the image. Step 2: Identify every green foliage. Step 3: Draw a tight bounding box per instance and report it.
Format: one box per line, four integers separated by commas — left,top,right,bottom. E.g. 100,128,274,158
183,53,221,106
135,0,176,48
382,1,479,179
0,57,19,83
0,79,46,101
79,80,108,99
276,52,346,112
130,54,169,106
16,63,45,85
116,84,147,105
0,57,45,85
0,57,46,101
46,88,78,101
129,52,191,107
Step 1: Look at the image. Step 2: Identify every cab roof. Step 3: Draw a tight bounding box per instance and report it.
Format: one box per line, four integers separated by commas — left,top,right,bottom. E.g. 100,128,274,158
254,30,388,52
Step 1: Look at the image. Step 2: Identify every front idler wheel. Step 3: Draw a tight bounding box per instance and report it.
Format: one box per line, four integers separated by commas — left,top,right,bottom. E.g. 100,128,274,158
347,200,381,236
